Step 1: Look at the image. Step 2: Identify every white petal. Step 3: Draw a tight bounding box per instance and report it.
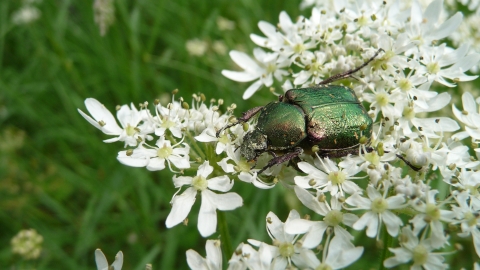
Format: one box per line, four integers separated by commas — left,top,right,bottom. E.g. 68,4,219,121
294,186,329,215
205,240,222,269
242,80,263,99
117,151,149,168
117,104,140,128
210,192,243,211
198,190,218,237
169,156,191,169
466,126,480,141
327,236,364,269
423,0,442,27
386,195,405,209
146,157,166,171
266,212,286,242
207,175,233,192
111,251,123,270
186,250,206,270
95,249,109,270
293,71,311,85
198,161,214,178
258,21,278,40
462,92,477,113
412,117,459,132
165,187,197,228
172,175,193,188
284,219,315,235
221,70,258,82
382,212,402,237
303,222,328,249
217,158,235,173
472,229,480,258
430,12,462,40
250,33,269,47
229,50,260,71
84,98,123,134
78,109,102,130
195,128,218,142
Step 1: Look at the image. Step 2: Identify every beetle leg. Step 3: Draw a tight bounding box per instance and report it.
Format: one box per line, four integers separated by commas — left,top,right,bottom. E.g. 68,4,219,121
395,154,422,171
216,106,264,137
258,147,303,174
267,150,278,157
318,48,384,85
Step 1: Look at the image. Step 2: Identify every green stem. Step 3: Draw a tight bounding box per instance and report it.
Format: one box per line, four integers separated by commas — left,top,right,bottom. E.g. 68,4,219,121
184,130,206,160
379,226,392,270
218,211,233,260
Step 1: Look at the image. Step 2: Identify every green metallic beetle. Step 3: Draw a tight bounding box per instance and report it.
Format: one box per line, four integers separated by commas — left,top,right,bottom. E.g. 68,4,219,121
218,49,420,173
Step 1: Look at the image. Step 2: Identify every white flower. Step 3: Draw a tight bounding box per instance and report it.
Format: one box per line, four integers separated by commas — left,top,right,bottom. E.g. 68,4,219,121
117,137,190,171
186,39,208,56
346,185,405,238
78,98,147,147
12,6,41,25
418,44,480,87
222,49,289,99
452,191,480,258
409,189,454,248
186,240,222,270
95,249,123,270
405,0,462,52
249,210,317,269
195,121,244,155
165,161,243,237
154,102,186,138
302,236,364,270
217,145,275,189
228,242,273,270
363,86,401,120
453,92,480,141
384,226,447,269
295,157,363,197
285,186,358,248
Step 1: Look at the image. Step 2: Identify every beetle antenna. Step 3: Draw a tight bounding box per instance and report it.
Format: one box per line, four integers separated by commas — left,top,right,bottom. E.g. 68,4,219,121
216,106,264,137
318,48,384,85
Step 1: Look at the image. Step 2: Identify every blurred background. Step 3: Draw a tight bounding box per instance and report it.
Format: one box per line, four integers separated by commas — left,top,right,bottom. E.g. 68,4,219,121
0,0,303,269
1,0,479,269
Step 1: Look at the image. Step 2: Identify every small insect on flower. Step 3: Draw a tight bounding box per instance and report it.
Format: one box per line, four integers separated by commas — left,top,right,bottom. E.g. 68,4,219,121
217,49,421,174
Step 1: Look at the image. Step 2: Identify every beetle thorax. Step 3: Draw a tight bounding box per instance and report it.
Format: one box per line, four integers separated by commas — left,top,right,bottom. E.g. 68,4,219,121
240,130,267,161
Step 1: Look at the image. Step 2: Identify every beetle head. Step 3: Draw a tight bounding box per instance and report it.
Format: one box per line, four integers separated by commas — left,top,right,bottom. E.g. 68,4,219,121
240,130,267,161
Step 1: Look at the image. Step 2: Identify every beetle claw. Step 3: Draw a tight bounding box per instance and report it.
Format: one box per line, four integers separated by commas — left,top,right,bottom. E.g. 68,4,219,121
257,147,303,174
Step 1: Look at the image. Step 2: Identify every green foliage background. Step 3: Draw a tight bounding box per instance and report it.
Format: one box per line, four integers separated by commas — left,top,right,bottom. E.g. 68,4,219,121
0,0,303,269
0,0,478,269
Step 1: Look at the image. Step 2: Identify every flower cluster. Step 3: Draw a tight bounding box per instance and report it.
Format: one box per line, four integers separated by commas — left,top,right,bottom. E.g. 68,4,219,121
11,0,41,25
81,0,480,268
11,229,43,260
78,93,245,237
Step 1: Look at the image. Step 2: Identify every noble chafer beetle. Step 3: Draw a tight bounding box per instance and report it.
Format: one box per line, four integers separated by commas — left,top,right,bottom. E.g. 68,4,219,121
218,49,421,173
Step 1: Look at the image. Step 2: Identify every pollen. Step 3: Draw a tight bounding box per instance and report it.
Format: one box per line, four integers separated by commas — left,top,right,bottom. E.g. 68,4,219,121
192,175,208,191
125,124,137,136
371,197,388,213
278,242,294,258
375,92,389,107
425,203,441,221
412,244,428,266
328,171,346,184
157,144,173,158
324,209,344,226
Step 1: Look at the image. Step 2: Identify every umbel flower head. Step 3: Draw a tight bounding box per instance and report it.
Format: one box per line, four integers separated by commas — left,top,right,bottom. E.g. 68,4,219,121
11,229,43,260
